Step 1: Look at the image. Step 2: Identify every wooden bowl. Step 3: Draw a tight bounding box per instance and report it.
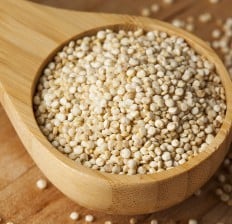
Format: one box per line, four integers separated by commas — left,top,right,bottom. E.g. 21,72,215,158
0,0,232,215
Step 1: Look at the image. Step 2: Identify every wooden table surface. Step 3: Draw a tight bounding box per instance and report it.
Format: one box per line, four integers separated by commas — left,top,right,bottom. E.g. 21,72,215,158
0,0,232,223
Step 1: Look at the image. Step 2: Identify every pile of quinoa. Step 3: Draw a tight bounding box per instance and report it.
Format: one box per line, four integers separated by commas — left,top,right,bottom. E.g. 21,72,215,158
33,28,226,175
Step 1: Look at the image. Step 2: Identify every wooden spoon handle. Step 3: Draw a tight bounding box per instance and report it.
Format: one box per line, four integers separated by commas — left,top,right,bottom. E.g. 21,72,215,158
0,0,131,99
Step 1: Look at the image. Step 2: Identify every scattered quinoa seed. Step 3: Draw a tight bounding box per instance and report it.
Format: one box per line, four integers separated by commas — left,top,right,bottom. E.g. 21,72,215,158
211,18,232,78
186,23,195,32
199,13,212,23
218,174,226,183
104,221,113,224
220,193,230,202
36,178,47,190
151,4,160,13
150,219,158,224
212,29,221,39
69,211,80,220
172,19,185,28
188,219,198,224
129,217,137,224
163,0,174,4
141,8,150,17
209,0,220,3
85,214,94,222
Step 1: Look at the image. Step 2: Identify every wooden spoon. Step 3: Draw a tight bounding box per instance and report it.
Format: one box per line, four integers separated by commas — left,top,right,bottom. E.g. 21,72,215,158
0,0,232,215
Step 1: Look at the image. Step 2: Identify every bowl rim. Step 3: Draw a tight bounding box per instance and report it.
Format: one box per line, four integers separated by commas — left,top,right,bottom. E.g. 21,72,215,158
31,17,232,184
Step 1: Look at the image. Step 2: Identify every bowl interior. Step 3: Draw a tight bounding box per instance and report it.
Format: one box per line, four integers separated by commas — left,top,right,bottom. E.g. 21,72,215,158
31,21,232,184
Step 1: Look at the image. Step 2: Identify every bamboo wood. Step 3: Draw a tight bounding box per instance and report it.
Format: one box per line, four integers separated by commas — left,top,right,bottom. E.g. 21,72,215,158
0,0,232,215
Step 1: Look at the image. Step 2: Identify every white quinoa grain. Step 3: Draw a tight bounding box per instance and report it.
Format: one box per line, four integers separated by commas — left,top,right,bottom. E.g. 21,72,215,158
209,0,220,3
218,174,226,183
167,122,176,131
96,157,105,166
172,19,185,28
97,30,106,40
216,188,223,196
141,8,150,17
162,152,171,161
171,139,179,148
155,120,164,129
212,29,221,39
186,23,195,32
199,13,212,23
129,217,137,224
163,0,174,4
206,134,214,144
121,148,131,159
69,212,80,220
73,146,83,155
150,219,158,224
151,4,160,13
223,184,232,193
213,105,221,112
220,193,230,202
36,178,47,190
188,219,198,224
127,159,137,169
165,99,175,107
191,107,199,115
147,126,156,136
104,221,113,224
85,214,94,222
175,88,184,96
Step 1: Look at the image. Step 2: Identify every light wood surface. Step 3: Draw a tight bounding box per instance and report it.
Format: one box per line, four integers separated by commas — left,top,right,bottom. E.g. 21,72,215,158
0,0,232,221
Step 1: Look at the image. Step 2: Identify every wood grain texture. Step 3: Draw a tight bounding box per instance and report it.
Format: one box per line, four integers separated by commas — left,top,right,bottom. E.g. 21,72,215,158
0,0,232,223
